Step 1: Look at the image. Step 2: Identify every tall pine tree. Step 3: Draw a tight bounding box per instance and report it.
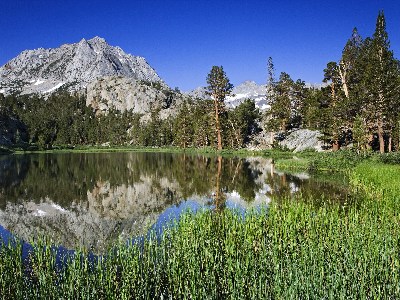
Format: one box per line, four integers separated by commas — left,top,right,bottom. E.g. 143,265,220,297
361,11,400,152
206,66,233,150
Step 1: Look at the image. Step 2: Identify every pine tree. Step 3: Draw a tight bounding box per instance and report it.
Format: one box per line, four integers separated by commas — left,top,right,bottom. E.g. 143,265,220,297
339,28,365,140
266,57,276,105
323,61,345,150
206,66,233,150
339,28,363,100
267,72,294,135
174,100,193,149
229,99,261,147
265,57,277,144
352,115,369,153
361,11,400,153
300,88,322,129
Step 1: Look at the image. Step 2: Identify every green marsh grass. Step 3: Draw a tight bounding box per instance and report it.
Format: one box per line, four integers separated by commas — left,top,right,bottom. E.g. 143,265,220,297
2,192,400,299
274,157,309,171
1,153,400,298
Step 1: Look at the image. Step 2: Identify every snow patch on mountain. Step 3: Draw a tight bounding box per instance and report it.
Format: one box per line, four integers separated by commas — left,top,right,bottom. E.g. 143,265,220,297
44,82,64,93
34,79,45,86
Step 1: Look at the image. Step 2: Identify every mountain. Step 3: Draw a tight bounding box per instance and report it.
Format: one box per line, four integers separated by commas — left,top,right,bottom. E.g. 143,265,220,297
0,37,163,95
186,86,209,99
187,81,269,110
226,80,269,110
188,80,327,111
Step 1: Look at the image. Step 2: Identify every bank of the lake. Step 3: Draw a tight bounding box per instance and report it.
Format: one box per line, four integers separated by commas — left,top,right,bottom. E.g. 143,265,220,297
7,144,400,169
0,151,399,298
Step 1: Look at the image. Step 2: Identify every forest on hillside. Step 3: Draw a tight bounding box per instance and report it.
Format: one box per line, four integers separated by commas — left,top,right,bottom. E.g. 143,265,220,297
0,11,399,153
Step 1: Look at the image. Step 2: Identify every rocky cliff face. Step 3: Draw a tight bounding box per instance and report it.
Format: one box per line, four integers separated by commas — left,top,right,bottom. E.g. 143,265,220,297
0,37,163,95
86,76,189,117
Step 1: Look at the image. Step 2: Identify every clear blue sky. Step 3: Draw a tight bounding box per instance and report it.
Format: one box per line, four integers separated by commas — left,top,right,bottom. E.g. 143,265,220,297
1,1,400,91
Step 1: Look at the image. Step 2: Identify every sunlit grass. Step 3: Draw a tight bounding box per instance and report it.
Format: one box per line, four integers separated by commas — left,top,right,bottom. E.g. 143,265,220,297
1,153,400,298
2,186,400,299
274,157,309,171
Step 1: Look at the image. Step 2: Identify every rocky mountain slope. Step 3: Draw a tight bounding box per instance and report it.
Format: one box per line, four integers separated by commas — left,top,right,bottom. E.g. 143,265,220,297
86,76,189,117
187,81,269,110
0,37,163,95
226,81,269,110
188,81,326,111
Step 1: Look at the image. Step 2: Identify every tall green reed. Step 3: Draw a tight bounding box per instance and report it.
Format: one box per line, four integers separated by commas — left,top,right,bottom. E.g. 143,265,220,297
1,161,400,299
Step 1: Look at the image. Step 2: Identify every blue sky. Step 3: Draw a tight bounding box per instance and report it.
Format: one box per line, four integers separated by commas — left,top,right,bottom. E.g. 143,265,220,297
1,1,399,91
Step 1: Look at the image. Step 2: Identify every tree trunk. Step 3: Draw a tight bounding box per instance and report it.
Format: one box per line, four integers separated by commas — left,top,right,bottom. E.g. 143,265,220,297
214,156,223,212
213,98,222,150
366,134,373,150
388,135,392,152
377,118,385,153
332,141,340,151
229,120,240,148
338,62,349,98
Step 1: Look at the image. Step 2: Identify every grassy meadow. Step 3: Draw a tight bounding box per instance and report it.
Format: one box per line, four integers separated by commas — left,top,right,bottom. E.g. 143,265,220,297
1,151,400,299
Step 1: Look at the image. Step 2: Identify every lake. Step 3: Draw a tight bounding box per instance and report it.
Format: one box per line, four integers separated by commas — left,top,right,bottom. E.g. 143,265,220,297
0,151,349,253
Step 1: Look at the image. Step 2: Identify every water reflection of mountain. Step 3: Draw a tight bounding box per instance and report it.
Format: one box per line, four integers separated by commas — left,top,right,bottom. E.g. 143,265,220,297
0,152,348,253
0,152,267,252
0,153,266,207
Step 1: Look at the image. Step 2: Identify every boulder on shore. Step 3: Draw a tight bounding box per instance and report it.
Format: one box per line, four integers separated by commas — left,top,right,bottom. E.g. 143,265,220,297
279,129,323,152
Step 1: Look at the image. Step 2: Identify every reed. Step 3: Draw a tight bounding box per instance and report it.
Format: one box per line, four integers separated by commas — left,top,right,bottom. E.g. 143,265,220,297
1,161,400,299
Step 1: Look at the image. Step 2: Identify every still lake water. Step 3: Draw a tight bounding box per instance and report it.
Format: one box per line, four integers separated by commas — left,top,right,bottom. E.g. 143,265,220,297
0,151,349,253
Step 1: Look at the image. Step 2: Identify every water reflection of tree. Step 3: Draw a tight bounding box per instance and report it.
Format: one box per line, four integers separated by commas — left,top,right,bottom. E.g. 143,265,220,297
0,155,30,209
265,171,292,200
225,159,261,202
0,152,263,209
265,165,352,207
214,156,226,211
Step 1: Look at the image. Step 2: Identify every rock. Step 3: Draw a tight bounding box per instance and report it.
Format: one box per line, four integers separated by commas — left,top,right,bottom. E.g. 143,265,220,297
186,86,210,100
279,129,323,152
86,76,190,118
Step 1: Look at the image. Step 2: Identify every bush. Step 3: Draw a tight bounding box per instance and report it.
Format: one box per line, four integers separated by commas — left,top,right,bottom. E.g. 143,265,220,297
308,150,372,171
378,152,400,165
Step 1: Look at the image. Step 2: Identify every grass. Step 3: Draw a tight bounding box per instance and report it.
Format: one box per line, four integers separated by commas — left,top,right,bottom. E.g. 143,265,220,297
274,157,309,171
9,144,295,160
1,160,400,299
351,161,400,202
271,150,382,173
1,150,400,298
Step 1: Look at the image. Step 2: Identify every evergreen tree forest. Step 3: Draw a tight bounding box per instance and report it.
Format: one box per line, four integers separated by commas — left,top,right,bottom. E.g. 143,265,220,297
266,11,400,153
0,11,399,153
0,91,261,150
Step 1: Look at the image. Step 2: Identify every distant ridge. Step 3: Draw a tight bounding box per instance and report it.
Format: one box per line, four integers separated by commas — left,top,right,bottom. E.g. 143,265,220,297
188,80,327,110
